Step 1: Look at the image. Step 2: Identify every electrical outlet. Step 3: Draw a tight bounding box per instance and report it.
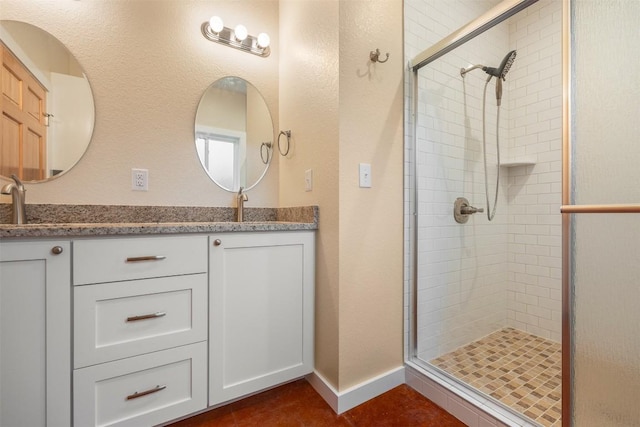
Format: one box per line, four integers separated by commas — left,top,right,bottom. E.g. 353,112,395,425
132,168,148,191
359,163,372,188
305,169,313,192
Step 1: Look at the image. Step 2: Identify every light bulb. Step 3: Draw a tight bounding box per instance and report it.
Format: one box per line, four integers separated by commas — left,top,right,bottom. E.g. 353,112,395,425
234,24,248,41
257,32,270,48
209,16,224,33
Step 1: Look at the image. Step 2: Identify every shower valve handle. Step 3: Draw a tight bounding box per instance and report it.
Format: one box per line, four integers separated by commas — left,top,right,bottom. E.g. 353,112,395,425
461,205,484,215
454,197,484,224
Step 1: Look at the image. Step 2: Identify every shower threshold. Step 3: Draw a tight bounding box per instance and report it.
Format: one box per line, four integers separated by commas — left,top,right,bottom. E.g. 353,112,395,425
430,328,561,427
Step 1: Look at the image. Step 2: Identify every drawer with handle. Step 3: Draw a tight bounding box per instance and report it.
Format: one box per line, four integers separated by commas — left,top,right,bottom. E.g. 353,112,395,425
74,274,207,368
73,235,207,285
74,342,207,427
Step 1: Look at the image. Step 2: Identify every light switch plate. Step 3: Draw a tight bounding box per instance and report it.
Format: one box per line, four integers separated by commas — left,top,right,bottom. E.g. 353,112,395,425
305,169,313,192
359,163,371,188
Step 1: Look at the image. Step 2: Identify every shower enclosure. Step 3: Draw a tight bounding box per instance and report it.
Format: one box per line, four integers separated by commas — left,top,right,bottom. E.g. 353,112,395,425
406,0,562,426
406,0,640,426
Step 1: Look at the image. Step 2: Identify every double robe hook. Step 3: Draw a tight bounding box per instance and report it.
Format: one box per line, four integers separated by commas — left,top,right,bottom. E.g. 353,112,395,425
370,48,389,63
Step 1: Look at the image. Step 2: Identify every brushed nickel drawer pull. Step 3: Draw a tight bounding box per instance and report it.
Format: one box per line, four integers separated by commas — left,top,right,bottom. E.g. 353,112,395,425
125,255,167,263
126,384,167,401
126,312,166,322
51,246,64,255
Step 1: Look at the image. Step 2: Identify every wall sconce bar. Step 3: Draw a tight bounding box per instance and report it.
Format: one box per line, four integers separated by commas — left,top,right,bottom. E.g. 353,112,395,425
201,17,270,58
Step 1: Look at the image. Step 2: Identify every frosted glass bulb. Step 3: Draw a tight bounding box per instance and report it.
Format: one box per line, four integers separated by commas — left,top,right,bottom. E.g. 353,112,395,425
209,16,224,33
234,24,248,41
257,32,270,48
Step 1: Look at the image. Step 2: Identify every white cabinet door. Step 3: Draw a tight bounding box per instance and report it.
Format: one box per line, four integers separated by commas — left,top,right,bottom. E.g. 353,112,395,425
209,231,315,406
0,240,71,427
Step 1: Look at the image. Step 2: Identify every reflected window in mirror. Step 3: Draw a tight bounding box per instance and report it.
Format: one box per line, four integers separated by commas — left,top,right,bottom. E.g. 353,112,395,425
195,76,273,193
0,20,95,183
195,129,245,190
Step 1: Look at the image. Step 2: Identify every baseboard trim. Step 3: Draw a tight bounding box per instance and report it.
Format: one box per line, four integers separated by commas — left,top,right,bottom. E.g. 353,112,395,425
306,366,405,414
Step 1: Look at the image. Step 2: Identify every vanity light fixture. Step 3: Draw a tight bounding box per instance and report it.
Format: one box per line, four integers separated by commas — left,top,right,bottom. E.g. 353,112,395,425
201,16,270,57
233,24,248,42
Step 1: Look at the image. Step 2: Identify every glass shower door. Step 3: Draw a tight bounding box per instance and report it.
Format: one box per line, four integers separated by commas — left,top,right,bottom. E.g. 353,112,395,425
566,0,640,425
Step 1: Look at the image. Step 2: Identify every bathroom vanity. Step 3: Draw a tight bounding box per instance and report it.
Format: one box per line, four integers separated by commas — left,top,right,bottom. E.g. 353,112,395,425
0,15,314,426
0,206,316,427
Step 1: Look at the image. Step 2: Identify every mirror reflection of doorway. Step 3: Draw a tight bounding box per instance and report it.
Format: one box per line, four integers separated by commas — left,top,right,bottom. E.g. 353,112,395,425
1,42,47,181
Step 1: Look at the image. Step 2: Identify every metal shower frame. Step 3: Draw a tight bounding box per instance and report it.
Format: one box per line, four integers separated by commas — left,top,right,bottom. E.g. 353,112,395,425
405,0,576,425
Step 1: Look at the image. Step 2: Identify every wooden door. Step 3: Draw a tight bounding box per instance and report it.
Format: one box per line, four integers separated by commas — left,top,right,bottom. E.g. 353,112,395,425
1,42,47,180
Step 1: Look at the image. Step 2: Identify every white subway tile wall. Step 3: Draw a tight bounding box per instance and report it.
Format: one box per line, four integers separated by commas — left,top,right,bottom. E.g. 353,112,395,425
404,0,562,364
505,0,562,342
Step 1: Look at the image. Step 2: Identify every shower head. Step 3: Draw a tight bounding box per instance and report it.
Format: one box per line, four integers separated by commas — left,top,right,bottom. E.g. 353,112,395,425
459,50,517,106
460,50,517,81
482,50,517,80
492,51,516,106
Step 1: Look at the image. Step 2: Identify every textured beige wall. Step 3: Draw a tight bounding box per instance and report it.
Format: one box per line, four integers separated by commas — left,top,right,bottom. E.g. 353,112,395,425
279,0,404,391
279,0,341,386
1,0,279,207
337,0,404,390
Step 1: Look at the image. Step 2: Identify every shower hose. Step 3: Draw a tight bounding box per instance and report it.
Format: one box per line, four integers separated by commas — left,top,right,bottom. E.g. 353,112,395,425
482,79,501,221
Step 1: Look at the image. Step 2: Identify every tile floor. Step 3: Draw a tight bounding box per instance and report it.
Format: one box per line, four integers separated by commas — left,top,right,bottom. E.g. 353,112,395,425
430,327,562,427
166,379,466,426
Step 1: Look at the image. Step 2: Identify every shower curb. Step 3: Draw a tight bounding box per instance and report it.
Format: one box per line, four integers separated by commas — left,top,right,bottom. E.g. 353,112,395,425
405,363,542,427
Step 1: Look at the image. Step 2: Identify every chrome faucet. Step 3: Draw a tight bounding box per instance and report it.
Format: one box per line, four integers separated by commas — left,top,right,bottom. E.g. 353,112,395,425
1,174,27,224
236,187,248,222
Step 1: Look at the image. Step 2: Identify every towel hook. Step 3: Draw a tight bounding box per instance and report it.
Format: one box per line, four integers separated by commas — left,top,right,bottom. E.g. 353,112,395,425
370,48,389,64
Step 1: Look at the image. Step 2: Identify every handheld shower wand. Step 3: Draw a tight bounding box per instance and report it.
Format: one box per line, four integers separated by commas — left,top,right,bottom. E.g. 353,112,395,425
460,50,517,105
459,50,517,221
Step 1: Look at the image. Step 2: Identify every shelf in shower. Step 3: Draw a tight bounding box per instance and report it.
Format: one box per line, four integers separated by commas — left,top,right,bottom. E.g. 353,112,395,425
500,158,536,167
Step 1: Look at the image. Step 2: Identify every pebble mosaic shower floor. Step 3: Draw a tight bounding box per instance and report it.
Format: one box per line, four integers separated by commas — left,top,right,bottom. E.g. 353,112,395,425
431,328,562,427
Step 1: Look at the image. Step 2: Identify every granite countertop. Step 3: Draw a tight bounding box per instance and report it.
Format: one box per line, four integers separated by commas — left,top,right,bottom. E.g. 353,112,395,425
0,204,318,239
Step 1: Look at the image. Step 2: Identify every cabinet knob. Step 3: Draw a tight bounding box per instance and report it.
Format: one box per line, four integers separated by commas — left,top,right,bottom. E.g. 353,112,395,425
213,239,222,246
51,246,64,255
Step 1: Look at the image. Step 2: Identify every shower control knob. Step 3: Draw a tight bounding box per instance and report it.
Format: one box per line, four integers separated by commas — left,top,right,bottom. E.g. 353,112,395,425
454,197,484,224
461,205,484,215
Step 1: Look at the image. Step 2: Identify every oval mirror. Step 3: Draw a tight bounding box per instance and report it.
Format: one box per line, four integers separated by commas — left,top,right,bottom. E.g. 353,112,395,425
195,76,273,192
0,20,95,183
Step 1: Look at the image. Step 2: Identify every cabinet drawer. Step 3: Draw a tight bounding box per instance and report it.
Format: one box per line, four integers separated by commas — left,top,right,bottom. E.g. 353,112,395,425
74,342,207,427
74,274,207,368
73,235,207,285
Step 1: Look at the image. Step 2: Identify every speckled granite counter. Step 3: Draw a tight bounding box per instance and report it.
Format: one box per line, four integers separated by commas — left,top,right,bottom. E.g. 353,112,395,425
0,204,318,238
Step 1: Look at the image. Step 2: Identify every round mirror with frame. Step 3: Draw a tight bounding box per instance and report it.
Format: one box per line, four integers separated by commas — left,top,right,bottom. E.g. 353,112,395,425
0,20,95,183
195,76,274,192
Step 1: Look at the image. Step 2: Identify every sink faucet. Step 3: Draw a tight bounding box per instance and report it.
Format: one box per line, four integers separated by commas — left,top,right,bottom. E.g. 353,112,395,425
236,187,248,222
1,174,27,224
